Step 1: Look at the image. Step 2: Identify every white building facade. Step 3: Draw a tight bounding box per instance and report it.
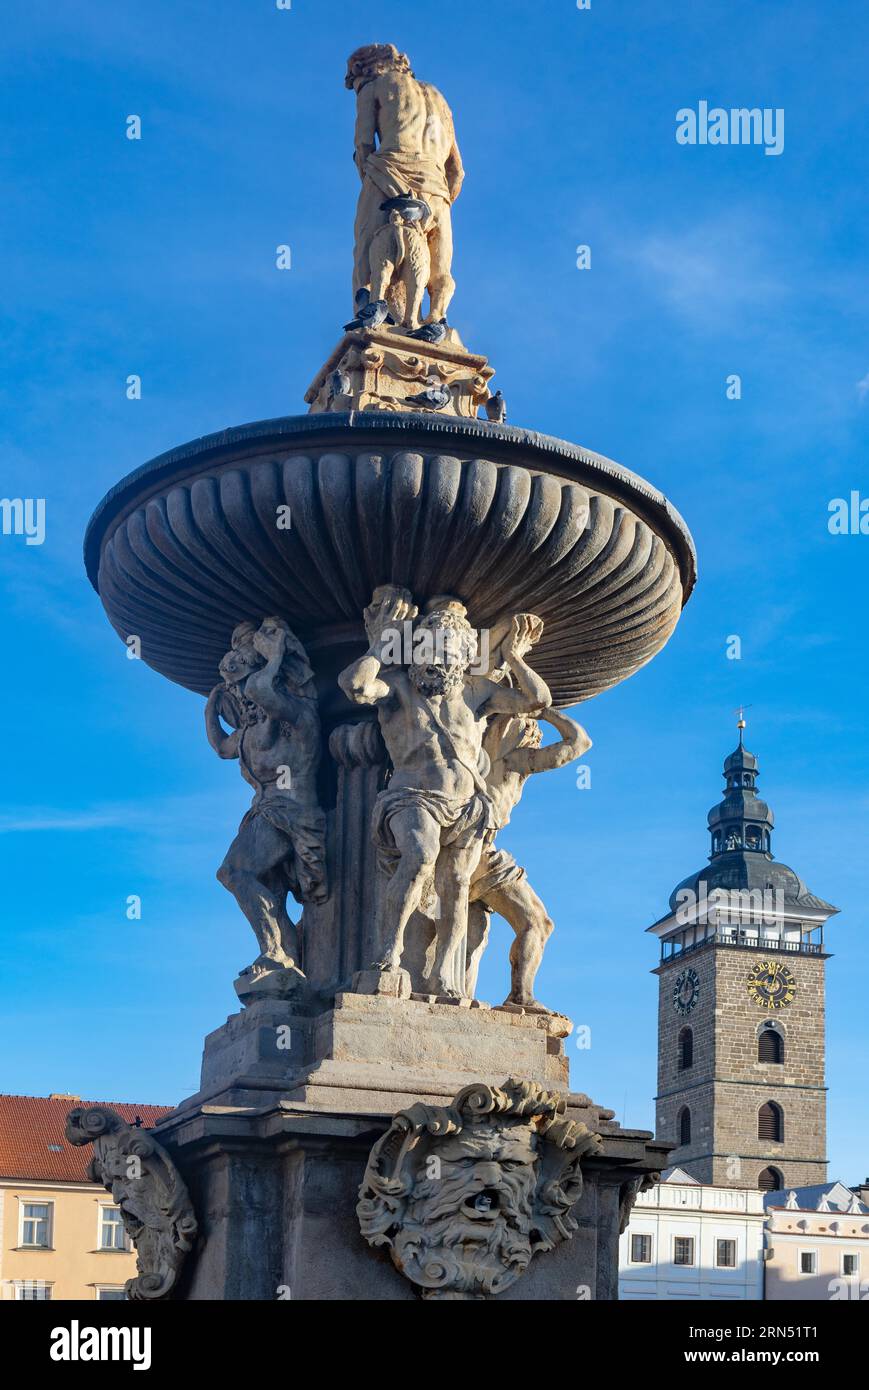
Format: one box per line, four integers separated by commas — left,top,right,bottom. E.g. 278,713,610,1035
619,1168,765,1300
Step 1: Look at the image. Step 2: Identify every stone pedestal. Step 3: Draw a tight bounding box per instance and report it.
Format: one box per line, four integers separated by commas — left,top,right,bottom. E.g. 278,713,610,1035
305,324,494,418
151,995,669,1300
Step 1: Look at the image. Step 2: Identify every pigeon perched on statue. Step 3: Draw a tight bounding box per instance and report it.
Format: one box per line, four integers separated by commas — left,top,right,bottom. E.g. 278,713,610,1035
330,368,352,398
344,297,390,332
405,378,452,410
485,389,506,423
406,318,447,344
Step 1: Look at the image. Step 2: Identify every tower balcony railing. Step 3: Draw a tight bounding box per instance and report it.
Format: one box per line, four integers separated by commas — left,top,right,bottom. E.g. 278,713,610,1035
661,928,823,963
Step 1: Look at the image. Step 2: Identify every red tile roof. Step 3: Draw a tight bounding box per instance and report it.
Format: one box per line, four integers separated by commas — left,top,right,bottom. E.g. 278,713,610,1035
0,1094,174,1184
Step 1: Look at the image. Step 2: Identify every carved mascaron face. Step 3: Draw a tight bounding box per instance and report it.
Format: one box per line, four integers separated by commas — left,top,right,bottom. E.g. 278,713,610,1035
395,1122,540,1298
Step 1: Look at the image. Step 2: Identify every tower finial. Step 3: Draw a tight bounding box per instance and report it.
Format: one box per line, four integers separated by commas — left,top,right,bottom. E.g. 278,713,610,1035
733,703,751,745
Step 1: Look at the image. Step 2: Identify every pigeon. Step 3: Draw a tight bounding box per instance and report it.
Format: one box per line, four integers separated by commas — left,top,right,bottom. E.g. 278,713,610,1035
344,297,390,332
484,389,506,424
329,367,352,398
407,318,447,344
405,378,451,410
379,194,432,224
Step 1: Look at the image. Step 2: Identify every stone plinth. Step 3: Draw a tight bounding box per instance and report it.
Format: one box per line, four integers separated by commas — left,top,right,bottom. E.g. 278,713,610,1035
180,993,572,1115
304,325,493,418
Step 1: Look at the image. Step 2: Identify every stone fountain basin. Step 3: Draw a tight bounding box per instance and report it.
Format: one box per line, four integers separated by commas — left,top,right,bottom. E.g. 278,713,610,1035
84,412,696,713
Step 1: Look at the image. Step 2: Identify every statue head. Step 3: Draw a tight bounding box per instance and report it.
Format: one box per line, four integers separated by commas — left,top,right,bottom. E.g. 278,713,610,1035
357,1080,602,1300
345,42,412,91
410,597,478,696
219,642,262,688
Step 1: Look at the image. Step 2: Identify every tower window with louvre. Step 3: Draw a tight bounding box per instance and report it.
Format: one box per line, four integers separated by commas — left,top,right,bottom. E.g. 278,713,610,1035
678,1106,691,1145
758,1101,784,1142
758,1028,784,1064
677,1026,693,1070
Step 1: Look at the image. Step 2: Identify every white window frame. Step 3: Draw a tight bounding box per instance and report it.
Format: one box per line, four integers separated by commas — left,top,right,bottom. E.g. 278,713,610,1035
842,1252,860,1277
18,1199,53,1249
15,1279,53,1300
715,1237,737,1268
95,1285,128,1301
673,1235,696,1267
97,1202,129,1252
629,1232,653,1264
798,1248,817,1275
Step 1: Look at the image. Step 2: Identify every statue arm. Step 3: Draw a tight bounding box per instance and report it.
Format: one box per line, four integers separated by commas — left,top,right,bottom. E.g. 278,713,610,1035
505,710,592,776
205,688,240,760
445,121,464,202
339,583,416,706
354,81,378,178
246,658,309,724
338,652,394,706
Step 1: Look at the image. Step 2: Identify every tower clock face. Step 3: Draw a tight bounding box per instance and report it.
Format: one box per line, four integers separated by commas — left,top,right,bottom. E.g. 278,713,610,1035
747,960,796,1010
673,967,700,1014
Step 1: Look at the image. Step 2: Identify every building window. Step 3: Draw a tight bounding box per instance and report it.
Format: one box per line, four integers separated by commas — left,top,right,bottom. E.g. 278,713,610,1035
758,1028,784,1064
96,1287,128,1301
758,1101,784,1142
20,1201,53,1248
674,1236,695,1266
799,1250,817,1275
678,1027,693,1070
843,1254,860,1277
99,1205,128,1251
15,1280,52,1300
678,1106,691,1146
758,1166,783,1192
716,1239,737,1268
630,1233,652,1264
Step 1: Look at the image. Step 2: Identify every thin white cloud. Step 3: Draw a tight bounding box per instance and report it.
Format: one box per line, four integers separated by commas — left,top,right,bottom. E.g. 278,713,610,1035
630,213,783,330
856,371,869,401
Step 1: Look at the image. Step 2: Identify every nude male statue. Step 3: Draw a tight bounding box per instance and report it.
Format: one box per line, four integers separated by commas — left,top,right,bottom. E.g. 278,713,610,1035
464,707,592,1013
205,617,327,990
345,43,464,324
338,587,550,1000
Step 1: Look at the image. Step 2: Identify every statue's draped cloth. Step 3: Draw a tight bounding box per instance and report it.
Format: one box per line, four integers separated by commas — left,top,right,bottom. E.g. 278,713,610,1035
361,150,451,207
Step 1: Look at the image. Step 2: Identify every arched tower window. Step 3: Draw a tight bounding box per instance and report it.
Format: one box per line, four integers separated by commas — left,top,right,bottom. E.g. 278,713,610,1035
678,1106,691,1146
758,1101,784,1142
758,1166,783,1193
678,1027,693,1070
758,1028,784,1064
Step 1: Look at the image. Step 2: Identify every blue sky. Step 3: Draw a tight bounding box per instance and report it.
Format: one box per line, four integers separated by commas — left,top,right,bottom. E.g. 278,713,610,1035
1,1,866,1181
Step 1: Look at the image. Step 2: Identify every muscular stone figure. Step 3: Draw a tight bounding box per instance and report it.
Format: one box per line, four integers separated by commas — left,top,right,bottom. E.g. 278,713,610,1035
464,708,592,1013
345,43,464,323
205,617,327,993
338,587,550,1000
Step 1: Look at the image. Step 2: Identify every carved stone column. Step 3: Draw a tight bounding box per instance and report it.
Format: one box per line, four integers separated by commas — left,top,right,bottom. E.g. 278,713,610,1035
301,719,387,998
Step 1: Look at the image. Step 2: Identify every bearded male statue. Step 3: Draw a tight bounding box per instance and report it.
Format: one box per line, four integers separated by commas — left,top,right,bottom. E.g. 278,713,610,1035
338,586,550,1000
345,43,464,324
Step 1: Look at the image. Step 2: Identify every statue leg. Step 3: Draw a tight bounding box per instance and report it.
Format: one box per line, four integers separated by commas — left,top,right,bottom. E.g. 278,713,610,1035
425,200,456,322
485,876,555,1011
217,817,299,971
464,899,491,998
373,806,441,973
431,838,484,1000
353,178,389,307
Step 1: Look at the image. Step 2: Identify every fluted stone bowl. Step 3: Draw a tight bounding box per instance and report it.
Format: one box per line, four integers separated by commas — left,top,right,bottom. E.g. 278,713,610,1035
84,412,696,716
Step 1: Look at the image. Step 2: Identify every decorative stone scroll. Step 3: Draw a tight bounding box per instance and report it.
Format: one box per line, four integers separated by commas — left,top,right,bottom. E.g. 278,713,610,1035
357,1078,602,1299
66,1106,197,1301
